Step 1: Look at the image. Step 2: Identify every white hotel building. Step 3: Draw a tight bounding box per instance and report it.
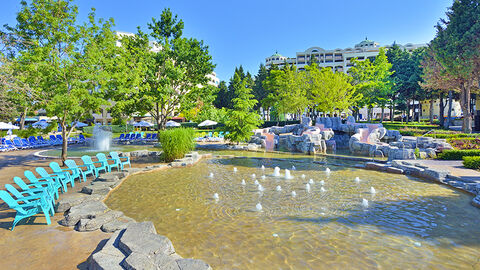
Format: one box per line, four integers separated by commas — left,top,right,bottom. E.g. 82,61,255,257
265,39,426,73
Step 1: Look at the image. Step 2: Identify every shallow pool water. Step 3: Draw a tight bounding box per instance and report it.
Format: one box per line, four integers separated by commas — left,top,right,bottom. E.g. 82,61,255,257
106,153,480,269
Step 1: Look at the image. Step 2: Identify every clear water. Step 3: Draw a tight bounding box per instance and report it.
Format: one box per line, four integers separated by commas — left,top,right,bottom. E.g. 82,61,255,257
106,153,480,269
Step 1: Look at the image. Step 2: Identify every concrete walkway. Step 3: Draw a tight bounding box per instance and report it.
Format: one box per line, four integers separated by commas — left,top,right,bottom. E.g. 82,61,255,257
406,159,480,184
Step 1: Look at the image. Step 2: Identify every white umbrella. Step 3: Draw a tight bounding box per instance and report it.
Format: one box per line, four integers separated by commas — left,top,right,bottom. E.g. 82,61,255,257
0,122,19,130
198,120,218,127
166,120,181,127
72,121,88,128
32,120,49,129
134,121,154,127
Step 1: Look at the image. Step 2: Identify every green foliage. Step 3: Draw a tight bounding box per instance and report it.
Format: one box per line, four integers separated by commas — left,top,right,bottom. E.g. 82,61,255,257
425,133,480,139
261,120,300,128
15,126,39,138
83,125,134,134
462,156,480,170
180,122,198,128
224,78,263,143
159,128,195,162
414,148,420,159
41,120,57,135
131,8,215,129
305,64,361,113
437,149,480,160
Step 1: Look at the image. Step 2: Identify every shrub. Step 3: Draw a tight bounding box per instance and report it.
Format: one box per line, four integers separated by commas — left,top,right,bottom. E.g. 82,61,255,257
158,128,195,162
261,120,300,128
463,156,480,170
15,127,39,138
437,149,480,160
448,138,480,150
425,133,480,139
180,122,198,128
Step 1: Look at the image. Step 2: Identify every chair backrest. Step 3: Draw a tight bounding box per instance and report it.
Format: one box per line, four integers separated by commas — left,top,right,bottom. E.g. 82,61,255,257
79,134,86,140
56,135,62,141
21,138,30,146
151,133,157,140
5,183,24,200
135,133,141,139
37,136,44,141
28,137,36,145
13,177,30,191
145,133,151,139
81,155,93,165
36,167,50,178
64,159,77,169
0,190,19,208
5,140,14,146
124,134,131,140
118,134,125,139
24,170,39,183
49,135,57,141
96,153,107,162
109,152,119,160
49,162,63,173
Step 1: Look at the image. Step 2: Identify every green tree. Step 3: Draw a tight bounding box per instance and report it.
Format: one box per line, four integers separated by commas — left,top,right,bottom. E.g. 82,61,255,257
305,64,361,115
252,64,270,113
138,8,215,132
263,64,310,120
224,78,262,143
430,0,480,133
4,0,119,162
213,81,230,109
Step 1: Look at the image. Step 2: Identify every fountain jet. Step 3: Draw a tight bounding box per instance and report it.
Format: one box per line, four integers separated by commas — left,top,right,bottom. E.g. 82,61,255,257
370,187,376,194
273,167,281,177
362,198,369,207
276,185,282,191
309,179,315,185
241,179,246,185
355,177,361,183
256,203,263,211
284,169,293,179
209,173,214,178
306,183,311,192
291,191,297,197
213,193,219,200
233,167,238,173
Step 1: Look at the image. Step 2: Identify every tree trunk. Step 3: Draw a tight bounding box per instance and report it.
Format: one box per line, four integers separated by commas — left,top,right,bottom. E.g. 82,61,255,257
380,107,384,123
446,90,453,128
61,120,68,165
439,92,445,127
390,102,394,122
19,107,28,130
406,101,410,124
460,82,472,133
367,107,371,122
429,98,434,124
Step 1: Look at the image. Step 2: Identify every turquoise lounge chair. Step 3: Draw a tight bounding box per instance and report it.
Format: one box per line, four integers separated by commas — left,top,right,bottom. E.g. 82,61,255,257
11,178,55,208
48,162,75,188
81,155,106,177
35,167,69,193
23,171,59,200
0,189,54,230
65,159,92,182
109,152,131,170
96,153,120,172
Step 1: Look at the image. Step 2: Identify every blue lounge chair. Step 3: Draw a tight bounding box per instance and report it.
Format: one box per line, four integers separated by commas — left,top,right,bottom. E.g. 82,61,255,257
24,170,61,199
49,162,75,187
122,133,131,143
0,190,53,230
28,136,41,148
4,140,17,151
12,137,27,149
150,133,158,141
115,133,125,142
144,133,151,142
81,155,106,177
65,159,92,182
109,152,131,170
49,135,60,145
35,167,69,193
96,153,120,172
78,134,87,144
36,136,48,146
20,138,33,148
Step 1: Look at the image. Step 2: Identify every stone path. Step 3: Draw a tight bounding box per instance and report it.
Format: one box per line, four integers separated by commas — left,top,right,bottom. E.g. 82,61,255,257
408,159,480,184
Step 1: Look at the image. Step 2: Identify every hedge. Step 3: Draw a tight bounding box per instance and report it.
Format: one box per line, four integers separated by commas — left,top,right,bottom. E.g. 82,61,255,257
437,149,480,160
425,133,480,139
463,156,480,170
261,120,300,128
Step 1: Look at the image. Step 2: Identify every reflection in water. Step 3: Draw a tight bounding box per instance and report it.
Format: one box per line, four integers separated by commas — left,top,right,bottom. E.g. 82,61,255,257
106,154,480,269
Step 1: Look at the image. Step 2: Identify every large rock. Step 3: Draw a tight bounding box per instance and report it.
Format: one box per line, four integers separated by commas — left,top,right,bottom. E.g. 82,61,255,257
101,216,136,233
88,230,125,270
122,252,156,270
176,259,212,270
118,222,175,256
55,193,103,213
76,210,124,232
60,200,108,226
82,182,113,195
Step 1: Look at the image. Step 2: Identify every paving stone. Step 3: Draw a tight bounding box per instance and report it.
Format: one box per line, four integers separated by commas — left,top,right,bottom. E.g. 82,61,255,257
121,252,155,270
81,182,112,195
386,166,404,174
153,253,180,270
88,230,125,270
101,216,136,233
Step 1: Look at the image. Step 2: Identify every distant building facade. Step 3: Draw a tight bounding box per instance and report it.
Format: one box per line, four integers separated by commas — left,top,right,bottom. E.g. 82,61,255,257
265,39,426,73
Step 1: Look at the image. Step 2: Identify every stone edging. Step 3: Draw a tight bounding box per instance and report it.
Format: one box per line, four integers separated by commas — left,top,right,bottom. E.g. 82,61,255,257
360,160,480,209
54,151,212,270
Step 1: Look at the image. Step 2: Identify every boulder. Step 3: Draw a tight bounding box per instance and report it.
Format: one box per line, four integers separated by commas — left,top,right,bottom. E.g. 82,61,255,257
76,210,124,232
472,195,480,208
101,216,135,233
59,200,108,227
88,230,125,270
118,222,175,256
154,253,181,270
121,252,155,270
81,182,112,196
55,193,103,213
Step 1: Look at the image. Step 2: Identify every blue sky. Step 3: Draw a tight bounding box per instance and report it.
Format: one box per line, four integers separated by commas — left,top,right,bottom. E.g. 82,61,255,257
2,0,452,81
